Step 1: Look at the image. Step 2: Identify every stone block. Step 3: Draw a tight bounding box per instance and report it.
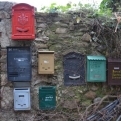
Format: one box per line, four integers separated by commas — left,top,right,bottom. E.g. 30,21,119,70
36,17,45,23
56,28,68,34
0,55,7,63
1,49,7,55
1,63,7,72
4,2,14,13
63,100,78,109
81,33,91,42
37,23,47,28
0,11,10,19
85,91,96,99
1,73,7,86
1,86,13,109
0,19,11,47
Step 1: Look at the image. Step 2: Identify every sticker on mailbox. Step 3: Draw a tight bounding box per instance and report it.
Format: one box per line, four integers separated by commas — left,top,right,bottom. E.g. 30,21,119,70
45,95,53,101
114,67,120,70
44,60,49,64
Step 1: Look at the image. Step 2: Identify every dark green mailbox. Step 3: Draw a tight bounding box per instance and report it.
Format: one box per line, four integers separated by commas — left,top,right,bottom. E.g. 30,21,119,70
87,56,106,82
39,86,56,110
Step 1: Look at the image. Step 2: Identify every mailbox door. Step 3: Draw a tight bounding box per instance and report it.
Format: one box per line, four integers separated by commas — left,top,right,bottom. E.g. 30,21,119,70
12,3,35,40
108,62,121,85
39,87,56,110
7,47,32,81
88,60,106,82
38,54,54,74
63,52,85,86
14,88,31,110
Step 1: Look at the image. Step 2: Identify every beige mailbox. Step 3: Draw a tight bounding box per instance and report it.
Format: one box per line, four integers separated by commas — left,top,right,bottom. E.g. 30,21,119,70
38,51,54,74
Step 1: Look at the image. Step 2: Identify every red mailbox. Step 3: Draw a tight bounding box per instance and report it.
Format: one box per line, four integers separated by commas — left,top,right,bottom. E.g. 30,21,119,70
11,3,35,40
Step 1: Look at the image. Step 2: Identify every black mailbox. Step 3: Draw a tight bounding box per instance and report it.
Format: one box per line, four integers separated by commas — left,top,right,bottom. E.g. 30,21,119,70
7,47,31,81
63,52,86,86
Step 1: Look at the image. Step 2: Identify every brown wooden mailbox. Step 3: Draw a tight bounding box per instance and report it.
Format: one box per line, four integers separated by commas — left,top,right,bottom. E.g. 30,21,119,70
38,51,54,74
108,58,121,85
11,3,35,40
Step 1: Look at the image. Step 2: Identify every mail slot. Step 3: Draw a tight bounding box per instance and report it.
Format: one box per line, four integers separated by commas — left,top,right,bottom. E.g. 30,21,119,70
39,86,56,110
38,51,54,74
63,52,86,86
11,3,35,40
7,47,31,81
87,56,106,82
108,58,121,85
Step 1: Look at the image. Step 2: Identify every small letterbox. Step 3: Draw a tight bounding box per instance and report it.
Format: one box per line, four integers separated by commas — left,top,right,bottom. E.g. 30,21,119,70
11,3,35,40
108,59,121,85
38,51,54,74
14,88,31,110
39,86,56,110
87,56,106,82
7,47,31,81
63,52,85,86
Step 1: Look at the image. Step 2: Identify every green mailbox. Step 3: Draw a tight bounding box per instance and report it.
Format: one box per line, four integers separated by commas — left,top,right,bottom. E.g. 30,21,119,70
39,86,56,110
87,56,106,82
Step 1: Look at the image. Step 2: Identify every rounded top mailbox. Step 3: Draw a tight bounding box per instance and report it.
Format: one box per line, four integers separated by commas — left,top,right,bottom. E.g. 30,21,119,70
11,3,35,40
12,3,34,10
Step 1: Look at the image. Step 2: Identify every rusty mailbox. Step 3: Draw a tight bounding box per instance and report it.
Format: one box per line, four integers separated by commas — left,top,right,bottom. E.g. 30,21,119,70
108,58,121,85
63,52,86,86
38,51,54,74
11,3,35,40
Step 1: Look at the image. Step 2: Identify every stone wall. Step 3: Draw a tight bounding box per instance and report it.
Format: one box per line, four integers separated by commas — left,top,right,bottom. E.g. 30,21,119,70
0,2,120,121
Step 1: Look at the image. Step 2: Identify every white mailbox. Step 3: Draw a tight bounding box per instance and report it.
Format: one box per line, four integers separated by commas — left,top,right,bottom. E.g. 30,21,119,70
14,88,31,110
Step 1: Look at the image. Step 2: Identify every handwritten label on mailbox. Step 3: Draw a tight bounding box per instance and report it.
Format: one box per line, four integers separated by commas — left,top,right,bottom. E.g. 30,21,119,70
112,68,121,79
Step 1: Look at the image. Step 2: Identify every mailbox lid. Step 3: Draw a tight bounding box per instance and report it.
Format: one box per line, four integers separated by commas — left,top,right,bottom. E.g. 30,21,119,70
39,86,56,110
108,58,121,62
108,58,121,85
12,3,35,40
87,56,106,60
87,56,106,82
38,51,54,74
7,47,32,81
38,51,54,54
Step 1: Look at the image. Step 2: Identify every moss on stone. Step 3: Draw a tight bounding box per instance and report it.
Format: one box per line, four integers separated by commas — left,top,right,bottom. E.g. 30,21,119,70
49,24,60,31
95,87,105,98
48,33,59,40
82,99,92,106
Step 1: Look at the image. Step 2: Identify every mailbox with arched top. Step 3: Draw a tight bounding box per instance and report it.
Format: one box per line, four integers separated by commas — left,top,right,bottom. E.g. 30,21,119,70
11,3,35,40
63,52,86,86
